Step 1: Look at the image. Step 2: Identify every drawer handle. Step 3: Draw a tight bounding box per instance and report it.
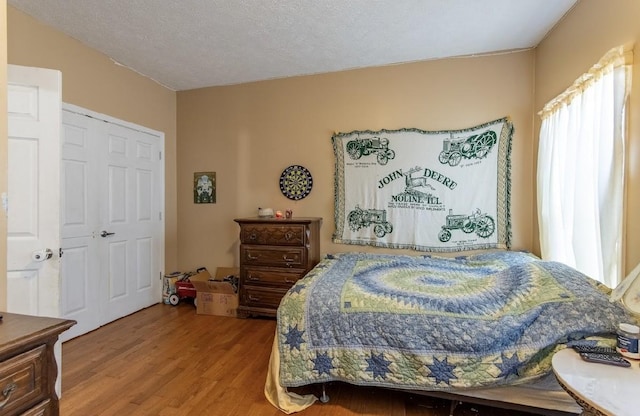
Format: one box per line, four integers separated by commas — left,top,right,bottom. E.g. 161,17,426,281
248,274,260,281
247,253,258,260
248,295,261,302
284,232,293,240
284,277,295,283
282,255,296,262
0,382,17,409
249,233,257,241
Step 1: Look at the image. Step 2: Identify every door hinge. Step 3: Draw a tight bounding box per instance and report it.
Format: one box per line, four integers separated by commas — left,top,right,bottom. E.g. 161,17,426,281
59,248,63,258
159,151,162,161
159,271,162,280
159,212,162,220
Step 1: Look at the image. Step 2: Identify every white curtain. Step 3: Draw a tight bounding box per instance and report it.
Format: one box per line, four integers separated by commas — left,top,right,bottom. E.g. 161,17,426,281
537,45,632,287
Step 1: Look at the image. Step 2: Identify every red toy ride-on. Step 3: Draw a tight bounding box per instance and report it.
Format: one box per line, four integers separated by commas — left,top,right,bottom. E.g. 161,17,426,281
168,280,197,306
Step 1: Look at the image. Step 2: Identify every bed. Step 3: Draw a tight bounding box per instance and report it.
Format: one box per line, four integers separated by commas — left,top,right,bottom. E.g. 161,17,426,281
264,250,634,415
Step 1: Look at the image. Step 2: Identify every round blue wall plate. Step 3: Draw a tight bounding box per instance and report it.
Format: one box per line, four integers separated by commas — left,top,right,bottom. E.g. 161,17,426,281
279,165,313,200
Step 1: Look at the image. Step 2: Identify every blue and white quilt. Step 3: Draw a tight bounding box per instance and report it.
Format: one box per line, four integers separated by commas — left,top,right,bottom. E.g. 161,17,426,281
277,251,632,391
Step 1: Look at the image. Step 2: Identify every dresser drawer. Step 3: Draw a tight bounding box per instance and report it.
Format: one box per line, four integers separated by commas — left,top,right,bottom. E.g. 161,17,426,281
241,246,306,268
240,224,306,246
0,345,46,416
242,286,288,310
244,266,306,288
20,400,51,416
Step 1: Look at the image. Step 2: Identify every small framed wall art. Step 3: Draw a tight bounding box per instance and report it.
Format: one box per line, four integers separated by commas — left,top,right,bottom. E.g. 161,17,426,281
194,172,216,203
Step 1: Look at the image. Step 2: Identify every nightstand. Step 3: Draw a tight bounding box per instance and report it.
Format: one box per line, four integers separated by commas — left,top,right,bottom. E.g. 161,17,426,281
552,347,640,416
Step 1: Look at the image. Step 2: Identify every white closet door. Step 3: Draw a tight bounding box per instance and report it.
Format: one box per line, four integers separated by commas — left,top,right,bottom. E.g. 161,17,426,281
100,122,162,323
60,105,164,341
60,110,102,339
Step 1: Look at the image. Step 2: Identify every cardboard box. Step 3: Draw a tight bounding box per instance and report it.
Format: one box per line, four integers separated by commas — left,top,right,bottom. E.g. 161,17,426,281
190,268,239,317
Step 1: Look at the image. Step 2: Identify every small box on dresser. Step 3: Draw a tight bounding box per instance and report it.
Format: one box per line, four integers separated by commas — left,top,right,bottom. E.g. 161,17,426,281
234,217,322,318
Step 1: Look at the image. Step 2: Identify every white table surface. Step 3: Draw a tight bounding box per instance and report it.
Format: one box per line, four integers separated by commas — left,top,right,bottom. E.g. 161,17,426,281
552,348,640,416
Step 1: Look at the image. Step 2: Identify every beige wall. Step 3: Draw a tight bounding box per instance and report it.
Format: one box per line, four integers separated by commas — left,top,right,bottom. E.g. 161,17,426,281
6,6,179,278
535,0,640,276
0,1,8,310
177,52,536,271
7,0,635,289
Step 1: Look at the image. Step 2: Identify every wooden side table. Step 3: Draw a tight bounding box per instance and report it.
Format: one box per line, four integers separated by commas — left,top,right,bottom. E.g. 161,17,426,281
0,312,76,415
552,348,640,416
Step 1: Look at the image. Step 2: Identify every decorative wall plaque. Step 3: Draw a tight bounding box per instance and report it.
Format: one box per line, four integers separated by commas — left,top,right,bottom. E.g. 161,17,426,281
279,165,313,200
194,172,216,203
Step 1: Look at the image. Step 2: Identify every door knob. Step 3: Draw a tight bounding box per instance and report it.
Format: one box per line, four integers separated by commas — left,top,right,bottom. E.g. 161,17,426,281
32,249,53,262
100,230,115,238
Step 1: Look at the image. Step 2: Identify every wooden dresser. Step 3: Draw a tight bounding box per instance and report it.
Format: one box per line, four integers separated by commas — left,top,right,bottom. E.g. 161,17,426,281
0,313,75,416
234,217,322,318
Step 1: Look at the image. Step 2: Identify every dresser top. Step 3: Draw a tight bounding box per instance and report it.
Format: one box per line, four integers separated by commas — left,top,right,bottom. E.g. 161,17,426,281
234,217,322,224
0,312,76,354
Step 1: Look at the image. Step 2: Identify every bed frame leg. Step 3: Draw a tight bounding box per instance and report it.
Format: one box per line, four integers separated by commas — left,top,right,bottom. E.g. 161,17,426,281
449,400,460,416
319,383,330,403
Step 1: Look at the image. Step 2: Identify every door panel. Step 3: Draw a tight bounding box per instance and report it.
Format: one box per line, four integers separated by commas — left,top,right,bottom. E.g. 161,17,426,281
107,240,127,298
108,165,127,222
61,242,89,315
59,236,100,340
6,270,38,313
8,139,38,237
61,119,94,239
137,238,153,291
137,169,153,220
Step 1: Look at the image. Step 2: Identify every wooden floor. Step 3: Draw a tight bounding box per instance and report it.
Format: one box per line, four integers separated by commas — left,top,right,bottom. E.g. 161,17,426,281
60,303,542,416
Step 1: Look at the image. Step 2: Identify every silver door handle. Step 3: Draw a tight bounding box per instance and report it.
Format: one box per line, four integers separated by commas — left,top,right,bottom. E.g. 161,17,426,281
100,230,115,237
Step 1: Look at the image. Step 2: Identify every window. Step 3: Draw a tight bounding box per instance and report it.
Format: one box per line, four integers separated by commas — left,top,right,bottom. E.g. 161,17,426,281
537,44,632,287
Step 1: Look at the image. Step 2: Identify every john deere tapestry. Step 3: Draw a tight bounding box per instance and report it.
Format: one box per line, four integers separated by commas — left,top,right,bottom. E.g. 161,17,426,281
332,117,513,251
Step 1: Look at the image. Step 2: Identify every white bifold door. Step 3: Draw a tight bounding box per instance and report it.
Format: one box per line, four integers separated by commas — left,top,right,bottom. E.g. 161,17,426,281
60,105,164,341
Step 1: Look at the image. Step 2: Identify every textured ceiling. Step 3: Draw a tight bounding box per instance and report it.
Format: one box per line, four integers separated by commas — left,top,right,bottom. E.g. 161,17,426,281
9,0,578,91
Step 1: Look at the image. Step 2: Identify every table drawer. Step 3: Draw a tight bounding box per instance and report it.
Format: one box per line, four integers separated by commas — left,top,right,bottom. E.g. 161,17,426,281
242,286,288,310
240,246,306,268
243,267,305,288
0,345,46,416
240,224,306,246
